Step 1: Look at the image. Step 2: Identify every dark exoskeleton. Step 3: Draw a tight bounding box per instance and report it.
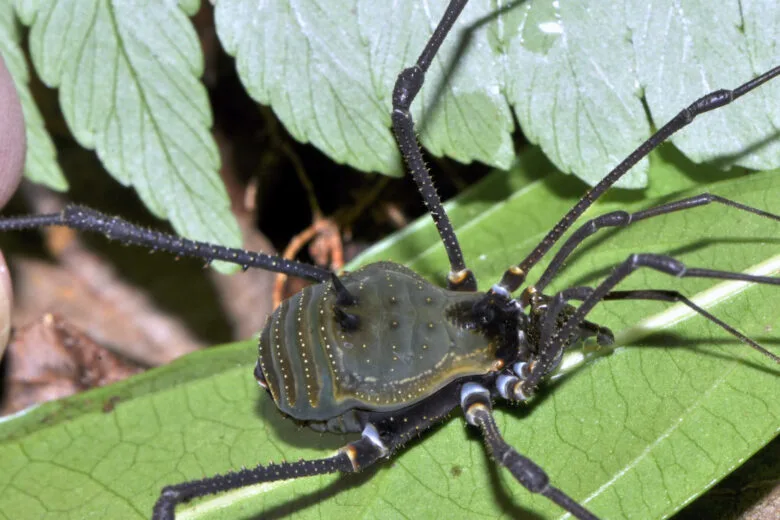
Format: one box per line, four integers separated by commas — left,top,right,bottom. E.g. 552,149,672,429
0,1,777,519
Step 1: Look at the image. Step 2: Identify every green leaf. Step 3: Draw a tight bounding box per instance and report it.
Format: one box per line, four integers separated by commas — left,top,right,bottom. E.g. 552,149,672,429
17,0,241,271
0,2,67,191
627,0,780,171
0,148,777,519
214,0,779,186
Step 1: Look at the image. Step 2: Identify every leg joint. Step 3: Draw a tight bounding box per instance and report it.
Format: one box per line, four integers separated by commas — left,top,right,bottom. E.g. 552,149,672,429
392,65,424,110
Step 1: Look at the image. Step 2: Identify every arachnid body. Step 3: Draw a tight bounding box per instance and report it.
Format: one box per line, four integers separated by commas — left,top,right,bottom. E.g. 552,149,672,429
0,1,778,519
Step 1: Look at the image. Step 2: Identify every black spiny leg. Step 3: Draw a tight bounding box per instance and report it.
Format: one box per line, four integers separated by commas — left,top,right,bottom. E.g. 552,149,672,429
534,194,780,292
0,205,331,282
536,286,779,370
459,383,599,520
492,65,780,294
152,426,389,520
392,0,477,292
603,289,780,362
521,255,780,393
153,387,462,519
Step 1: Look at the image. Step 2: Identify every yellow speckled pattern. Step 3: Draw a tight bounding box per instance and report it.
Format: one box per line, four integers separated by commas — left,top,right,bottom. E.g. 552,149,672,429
258,262,498,421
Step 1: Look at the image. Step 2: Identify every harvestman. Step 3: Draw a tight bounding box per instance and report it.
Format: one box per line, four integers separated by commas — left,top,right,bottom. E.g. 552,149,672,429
0,1,777,518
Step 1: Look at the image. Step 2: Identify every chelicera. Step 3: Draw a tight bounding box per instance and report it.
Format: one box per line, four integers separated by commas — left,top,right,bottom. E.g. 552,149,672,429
0,1,777,519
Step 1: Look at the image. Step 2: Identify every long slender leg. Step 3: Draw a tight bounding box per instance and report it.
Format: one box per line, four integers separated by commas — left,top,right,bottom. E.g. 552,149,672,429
152,426,389,520
534,194,779,292
522,254,780,392
392,0,477,292
459,383,599,520
603,289,779,362
0,205,331,282
537,287,778,364
153,382,462,519
491,66,780,294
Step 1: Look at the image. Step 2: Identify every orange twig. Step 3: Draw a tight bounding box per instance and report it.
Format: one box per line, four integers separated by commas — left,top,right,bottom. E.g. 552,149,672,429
271,215,344,308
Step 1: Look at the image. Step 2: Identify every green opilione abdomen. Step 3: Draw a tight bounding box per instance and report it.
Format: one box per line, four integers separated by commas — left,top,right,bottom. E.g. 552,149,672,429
257,262,498,429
